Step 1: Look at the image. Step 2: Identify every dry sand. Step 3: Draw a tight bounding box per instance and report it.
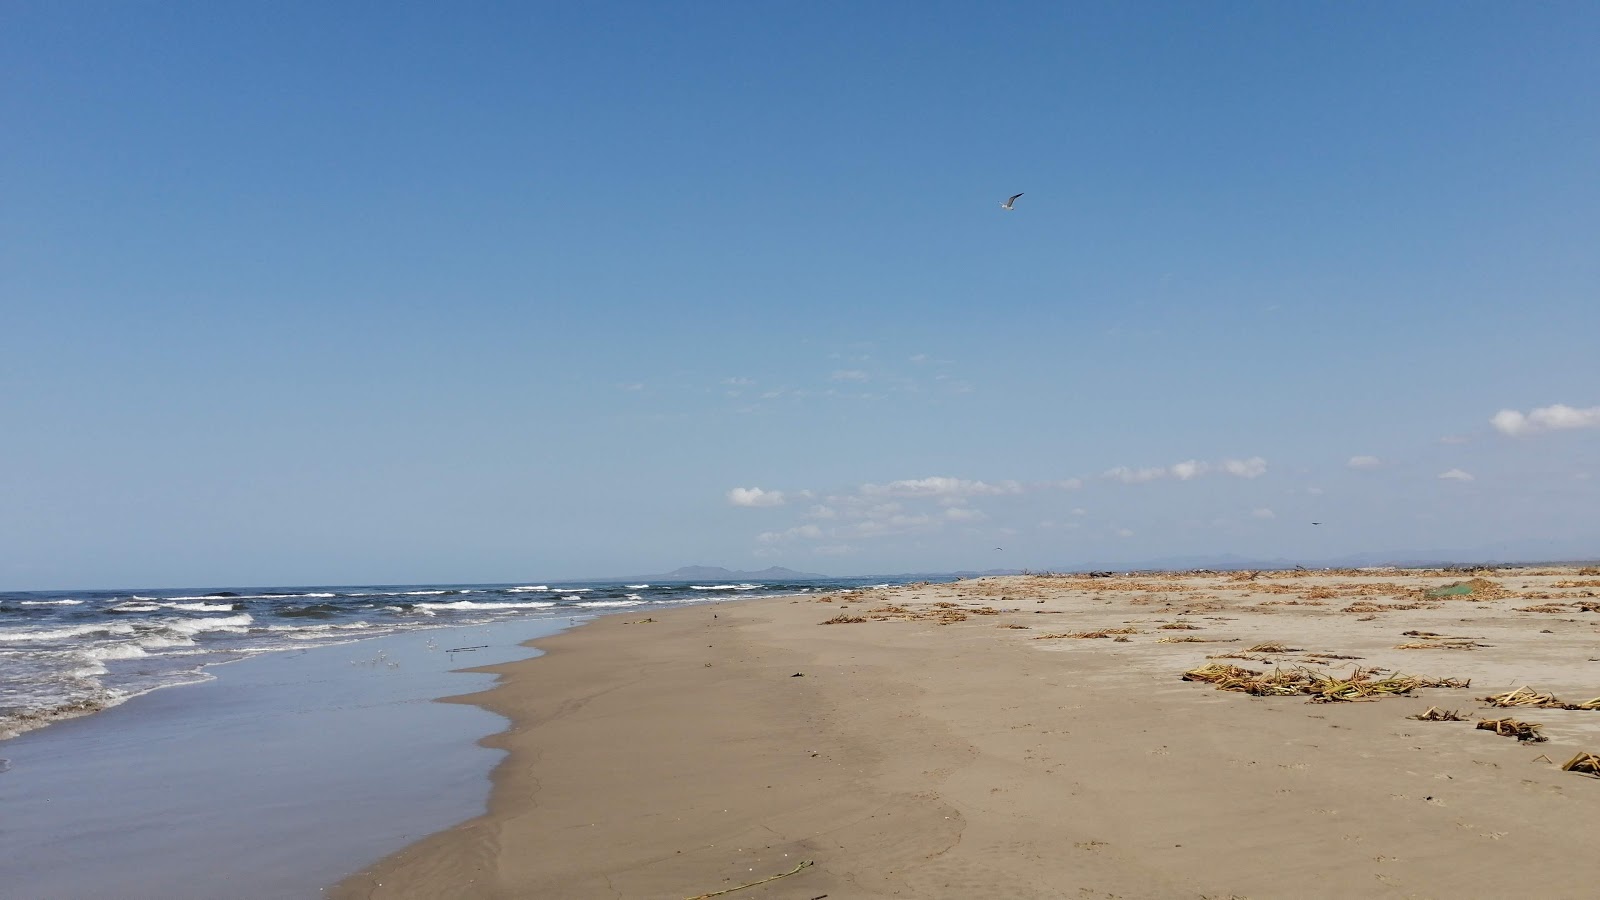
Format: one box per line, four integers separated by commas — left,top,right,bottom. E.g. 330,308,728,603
333,568,1600,899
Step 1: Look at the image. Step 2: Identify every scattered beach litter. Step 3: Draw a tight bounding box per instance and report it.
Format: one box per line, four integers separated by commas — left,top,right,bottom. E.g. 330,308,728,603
1481,687,1600,711
1182,663,1468,703
1158,622,1202,630
1409,707,1469,721
1561,752,1600,777
1477,718,1546,742
683,859,814,900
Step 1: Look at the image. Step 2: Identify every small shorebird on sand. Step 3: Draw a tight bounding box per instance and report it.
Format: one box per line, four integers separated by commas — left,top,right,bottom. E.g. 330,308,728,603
1000,192,1023,211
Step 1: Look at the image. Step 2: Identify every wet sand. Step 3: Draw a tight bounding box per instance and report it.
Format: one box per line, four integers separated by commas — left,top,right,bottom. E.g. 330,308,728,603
334,568,1600,899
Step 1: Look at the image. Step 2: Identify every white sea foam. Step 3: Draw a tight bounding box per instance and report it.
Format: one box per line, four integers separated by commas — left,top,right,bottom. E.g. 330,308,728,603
397,590,457,596
110,604,162,612
506,585,548,593
573,600,645,608
18,599,84,606
689,583,762,591
160,613,254,636
164,602,236,612
626,584,650,589
625,594,644,600
86,643,149,660
165,592,336,601
0,623,138,642
420,600,557,611
550,588,592,593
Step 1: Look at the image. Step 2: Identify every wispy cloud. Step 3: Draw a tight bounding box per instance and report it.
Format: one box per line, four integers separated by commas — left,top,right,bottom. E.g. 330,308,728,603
727,487,787,507
757,523,821,542
829,370,869,382
1251,507,1276,519
721,376,755,387
860,476,1023,498
1438,469,1475,482
1347,455,1381,469
1103,457,1267,483
1492,403,1600,437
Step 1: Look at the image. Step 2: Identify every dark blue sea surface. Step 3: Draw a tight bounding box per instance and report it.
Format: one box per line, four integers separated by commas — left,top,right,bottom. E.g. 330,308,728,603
0,576,903,741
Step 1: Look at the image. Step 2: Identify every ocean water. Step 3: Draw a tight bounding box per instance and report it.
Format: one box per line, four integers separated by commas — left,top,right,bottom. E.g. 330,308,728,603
0,576,914,899
0,578,890,742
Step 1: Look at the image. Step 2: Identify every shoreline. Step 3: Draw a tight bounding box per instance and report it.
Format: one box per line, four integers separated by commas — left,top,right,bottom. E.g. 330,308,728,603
336,568,1600,899
0,617,571,900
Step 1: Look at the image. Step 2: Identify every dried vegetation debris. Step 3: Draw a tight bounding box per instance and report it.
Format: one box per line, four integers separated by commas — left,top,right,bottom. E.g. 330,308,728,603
1561,752,1600,777
1409,707,1469,721
1477,718,1547,742
1481,687,1600,711
1181,663,1468,703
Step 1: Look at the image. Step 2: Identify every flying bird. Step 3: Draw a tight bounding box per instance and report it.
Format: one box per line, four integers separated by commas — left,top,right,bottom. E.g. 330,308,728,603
1000,192,1023,211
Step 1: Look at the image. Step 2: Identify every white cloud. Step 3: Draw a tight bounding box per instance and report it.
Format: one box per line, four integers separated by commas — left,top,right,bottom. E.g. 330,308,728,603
728,487,787,507
943,506,986,522
1347,455,1381,469
1221,457,1268,478
721,376,755,387
860,476,1022,498
804,504,837,519
813,544,856,556
1170,460,1203,481
909,354,928,363
1438,469,1475,482
1103,465,1169,484
1103,457,1267,484
1071,507,1088,516
1251,507,1276,519
1492,404,1600,437
830,370,869,382
1306,487,1325,496
1114,528,1135,538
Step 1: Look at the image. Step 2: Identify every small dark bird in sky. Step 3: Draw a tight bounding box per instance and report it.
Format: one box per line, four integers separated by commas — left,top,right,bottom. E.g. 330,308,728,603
1000,192,1023,211
1311,522,1323,526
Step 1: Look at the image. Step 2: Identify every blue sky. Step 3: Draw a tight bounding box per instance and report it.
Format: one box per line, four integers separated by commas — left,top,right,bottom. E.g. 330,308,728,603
3,2,1596,588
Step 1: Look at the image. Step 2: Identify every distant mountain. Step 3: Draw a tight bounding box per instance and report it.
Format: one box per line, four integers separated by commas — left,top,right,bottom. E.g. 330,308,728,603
641,565,830,582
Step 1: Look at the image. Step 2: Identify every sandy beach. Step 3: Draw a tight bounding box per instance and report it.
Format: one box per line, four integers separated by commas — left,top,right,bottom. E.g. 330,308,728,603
334,568,1600,899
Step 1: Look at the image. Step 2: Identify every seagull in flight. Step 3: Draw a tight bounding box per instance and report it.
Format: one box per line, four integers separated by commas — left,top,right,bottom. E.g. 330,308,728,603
1000,192,1023,211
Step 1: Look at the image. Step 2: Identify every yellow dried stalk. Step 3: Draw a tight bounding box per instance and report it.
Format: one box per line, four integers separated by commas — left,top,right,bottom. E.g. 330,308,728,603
1477,718,1547,742
1409,707,1469,721
1561,752,1600,776
1483,686,1600,711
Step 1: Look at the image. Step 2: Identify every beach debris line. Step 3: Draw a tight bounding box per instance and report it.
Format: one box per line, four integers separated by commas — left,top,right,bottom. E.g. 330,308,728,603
1561,752,1600,777
683,859,815,900
821,614,867,624
1409,707,1469,721
1181,663,1469,703
1481,686,1600,711
1034,627,1139,639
